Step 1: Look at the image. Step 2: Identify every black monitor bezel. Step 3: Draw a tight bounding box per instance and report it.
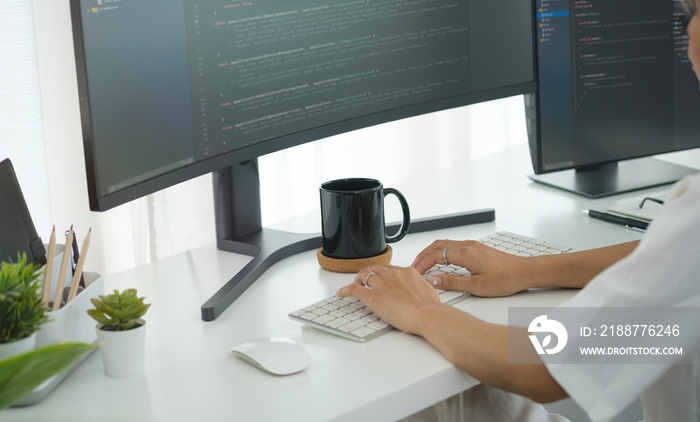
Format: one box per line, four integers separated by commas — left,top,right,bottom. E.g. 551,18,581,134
70,1,537,212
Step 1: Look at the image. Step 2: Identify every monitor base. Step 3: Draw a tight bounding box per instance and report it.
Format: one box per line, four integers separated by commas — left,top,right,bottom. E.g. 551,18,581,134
201,228,321,322
201,207,495,321
529,158,697,198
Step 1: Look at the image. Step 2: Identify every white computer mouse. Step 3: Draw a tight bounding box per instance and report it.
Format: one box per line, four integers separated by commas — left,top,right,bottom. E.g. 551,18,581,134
231,337,310,376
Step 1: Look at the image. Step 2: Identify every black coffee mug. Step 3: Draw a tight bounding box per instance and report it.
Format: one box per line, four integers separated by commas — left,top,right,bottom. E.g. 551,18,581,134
320,178,410,260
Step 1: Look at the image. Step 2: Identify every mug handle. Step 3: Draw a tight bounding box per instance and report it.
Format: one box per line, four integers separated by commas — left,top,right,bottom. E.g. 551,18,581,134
383,188,410,243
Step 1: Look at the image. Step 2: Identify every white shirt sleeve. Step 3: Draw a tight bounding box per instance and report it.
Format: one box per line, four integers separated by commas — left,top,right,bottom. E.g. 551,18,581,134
543,174,700,422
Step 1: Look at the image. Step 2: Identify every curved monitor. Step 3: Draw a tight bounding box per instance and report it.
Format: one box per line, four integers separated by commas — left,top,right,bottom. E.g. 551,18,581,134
527,0,700,197
70,0,536,319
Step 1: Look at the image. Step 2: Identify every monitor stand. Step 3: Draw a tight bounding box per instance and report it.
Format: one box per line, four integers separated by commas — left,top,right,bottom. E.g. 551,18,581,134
201,160,496,321
529,157,697,198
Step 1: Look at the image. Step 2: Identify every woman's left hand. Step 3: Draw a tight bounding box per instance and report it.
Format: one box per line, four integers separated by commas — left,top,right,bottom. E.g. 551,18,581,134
336,265,441,335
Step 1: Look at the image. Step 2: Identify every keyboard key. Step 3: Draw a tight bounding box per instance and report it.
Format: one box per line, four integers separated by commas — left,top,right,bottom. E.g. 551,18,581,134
355,308,373,317
338,319,369,333
290,309,306,317
345,313,362,321
542,241,571,251
544,248,564,254
438,290,466,303
362,315,379,323
313,314,336,325
299,312,317,321
326,317,350,329
367,321,389,330
351,327,377,338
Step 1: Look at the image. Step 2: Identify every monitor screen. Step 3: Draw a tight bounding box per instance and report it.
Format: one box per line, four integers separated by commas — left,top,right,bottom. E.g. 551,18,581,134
528,0,700,197
72,0,535,211
70,0,536,319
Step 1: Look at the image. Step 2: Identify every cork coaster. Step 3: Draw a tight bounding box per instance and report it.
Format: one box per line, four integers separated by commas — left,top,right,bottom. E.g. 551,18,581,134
316,245,392,273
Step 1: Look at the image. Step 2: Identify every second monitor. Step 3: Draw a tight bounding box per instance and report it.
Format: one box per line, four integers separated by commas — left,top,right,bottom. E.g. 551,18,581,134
527,0,700,197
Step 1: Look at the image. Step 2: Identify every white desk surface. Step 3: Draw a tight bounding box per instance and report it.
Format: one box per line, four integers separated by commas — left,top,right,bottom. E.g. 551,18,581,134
6,145,697,422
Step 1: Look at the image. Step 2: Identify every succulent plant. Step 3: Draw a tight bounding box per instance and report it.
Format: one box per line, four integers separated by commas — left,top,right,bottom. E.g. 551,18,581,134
0,254,50,343
86,289,150,331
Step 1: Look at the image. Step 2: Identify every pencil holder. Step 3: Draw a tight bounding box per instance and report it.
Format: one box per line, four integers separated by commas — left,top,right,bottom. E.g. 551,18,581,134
36,243,105,347
36,272,104,347
14,243,104,406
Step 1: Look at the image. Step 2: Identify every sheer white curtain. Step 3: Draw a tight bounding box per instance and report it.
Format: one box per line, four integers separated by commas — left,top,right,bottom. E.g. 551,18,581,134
1,1,51,234
1,1,526,277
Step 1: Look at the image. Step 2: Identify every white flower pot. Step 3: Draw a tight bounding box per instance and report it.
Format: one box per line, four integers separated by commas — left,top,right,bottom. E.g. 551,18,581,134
0,332,36,361
95,319,146,377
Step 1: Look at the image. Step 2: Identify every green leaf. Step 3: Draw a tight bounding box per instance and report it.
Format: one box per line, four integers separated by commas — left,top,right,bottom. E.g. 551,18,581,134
0,342,96,410
86,310,113,326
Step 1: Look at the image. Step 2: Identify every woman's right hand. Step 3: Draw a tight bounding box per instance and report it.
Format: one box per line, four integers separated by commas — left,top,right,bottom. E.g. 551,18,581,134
411,239,538,297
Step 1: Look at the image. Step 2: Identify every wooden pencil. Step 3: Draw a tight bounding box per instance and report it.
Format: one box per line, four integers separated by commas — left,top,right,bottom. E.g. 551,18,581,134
66,228,91,303
52,227,74,311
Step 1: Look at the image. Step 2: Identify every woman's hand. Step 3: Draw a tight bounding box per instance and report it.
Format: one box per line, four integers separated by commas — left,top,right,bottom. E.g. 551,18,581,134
411,239,535,297
336,265,440,336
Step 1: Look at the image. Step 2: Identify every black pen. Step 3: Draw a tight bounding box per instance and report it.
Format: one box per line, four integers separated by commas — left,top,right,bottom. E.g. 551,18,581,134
583,210,649,231
67,227,86,288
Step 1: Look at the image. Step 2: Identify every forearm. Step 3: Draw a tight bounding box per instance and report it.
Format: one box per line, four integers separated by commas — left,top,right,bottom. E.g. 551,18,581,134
412,302,568,403
523,241,639,290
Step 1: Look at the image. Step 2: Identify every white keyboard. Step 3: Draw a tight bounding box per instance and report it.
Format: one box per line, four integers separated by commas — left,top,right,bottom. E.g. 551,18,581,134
288,231,572,342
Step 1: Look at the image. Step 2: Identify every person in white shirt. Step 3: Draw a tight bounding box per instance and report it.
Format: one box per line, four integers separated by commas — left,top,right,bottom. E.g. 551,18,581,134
337,1,700,420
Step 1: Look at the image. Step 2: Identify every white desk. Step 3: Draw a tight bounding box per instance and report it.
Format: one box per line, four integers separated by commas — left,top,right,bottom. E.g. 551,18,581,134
8,145,694,422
